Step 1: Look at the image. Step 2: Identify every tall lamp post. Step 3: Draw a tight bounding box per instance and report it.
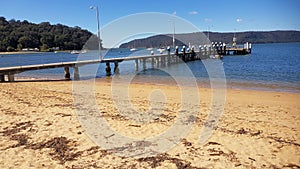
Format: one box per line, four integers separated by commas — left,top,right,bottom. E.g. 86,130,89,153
90,6,102,59
168,20,175,50
172,21,175,50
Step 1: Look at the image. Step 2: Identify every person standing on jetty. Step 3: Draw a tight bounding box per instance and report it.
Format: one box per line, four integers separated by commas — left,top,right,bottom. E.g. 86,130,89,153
175,46,179,55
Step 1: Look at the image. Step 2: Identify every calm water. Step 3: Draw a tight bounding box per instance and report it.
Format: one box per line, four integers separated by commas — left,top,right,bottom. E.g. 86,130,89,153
1,43,300,92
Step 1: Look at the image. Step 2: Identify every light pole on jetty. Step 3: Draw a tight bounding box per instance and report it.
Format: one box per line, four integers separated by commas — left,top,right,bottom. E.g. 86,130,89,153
172,21,175,50
169,20,175,50
90,5,102,59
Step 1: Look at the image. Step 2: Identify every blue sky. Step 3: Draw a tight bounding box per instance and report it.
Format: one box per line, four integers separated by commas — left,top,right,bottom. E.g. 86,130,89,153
1,0,300,47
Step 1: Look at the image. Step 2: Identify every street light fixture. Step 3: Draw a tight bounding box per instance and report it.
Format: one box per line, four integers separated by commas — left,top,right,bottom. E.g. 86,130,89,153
168,20,175,50
90,5,102,59
172,21,175,50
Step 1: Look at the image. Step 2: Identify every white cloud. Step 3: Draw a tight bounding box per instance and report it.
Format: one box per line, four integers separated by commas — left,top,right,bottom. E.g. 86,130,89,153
236,18,243,23
189,11,198,15
172,11,177,15
204,18,213,22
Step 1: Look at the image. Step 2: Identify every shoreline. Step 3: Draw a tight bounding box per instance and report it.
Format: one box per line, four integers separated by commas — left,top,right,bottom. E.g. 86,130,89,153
0,50,70,55
0,51,45,55
10,75,300,94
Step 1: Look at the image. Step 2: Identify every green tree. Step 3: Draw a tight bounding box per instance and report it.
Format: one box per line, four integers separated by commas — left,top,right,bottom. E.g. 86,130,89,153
40,33,54,48
0,16,96,52
18,36,32,48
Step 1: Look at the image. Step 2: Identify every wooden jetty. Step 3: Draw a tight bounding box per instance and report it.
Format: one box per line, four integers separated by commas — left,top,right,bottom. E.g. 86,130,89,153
0,43,252,82
0,52,193,82
210,41,252,56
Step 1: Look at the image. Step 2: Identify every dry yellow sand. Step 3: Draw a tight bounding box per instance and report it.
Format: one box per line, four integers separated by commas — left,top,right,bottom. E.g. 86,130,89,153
0,79,299,168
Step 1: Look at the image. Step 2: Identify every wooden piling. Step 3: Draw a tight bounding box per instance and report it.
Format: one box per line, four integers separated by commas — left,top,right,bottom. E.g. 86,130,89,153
175,54,178,63
142,58,146,70
0,75,4,82
114,61,120,74
135,59,139,71
74,66,80,80
106,62,112,76
64,66,71,80
204,47,207,56
191,49,195,61
8,74,14,82
161,56,165,67
173,55,177,63
151,58,155,68
156,58,160,67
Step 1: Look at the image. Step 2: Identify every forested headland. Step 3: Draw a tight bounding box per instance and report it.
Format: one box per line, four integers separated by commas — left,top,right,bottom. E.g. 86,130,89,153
0,17,97,52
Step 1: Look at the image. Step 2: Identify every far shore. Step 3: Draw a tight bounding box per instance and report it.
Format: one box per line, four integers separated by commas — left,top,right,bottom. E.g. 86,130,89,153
0,50,71,55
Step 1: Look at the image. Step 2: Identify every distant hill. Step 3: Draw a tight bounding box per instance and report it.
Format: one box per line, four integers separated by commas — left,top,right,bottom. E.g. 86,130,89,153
119,31,300,48
0,16,99,52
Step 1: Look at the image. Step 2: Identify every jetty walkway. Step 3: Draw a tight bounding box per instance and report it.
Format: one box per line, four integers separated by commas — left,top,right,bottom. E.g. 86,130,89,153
0,43,251,82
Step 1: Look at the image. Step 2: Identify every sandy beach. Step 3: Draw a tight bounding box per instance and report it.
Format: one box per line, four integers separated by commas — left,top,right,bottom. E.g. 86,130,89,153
0,79,299,168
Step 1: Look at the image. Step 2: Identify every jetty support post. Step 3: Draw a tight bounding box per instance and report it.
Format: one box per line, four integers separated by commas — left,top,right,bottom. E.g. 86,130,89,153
213,46,217,56
209,46,212,56
142,58,146,70
114,61,120,74
185,53,189,62
173,54,177,63
0,74,4,82
174,54,177,63
234,49,237,55
199,47,205,59
7,74,15,82
191,48,195,61
161,56,165,67
64,66,71,80
151,57,155,68
167,51,171,65
198,46,201,59
178,53,181,62
135,59,139,71
199,50,202,59
106,62,112,76
74,66,80,81
216,44,220,54
156,57,160,67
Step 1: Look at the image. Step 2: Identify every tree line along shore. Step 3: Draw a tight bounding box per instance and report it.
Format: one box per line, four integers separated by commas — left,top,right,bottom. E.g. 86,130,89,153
0,17,103,52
